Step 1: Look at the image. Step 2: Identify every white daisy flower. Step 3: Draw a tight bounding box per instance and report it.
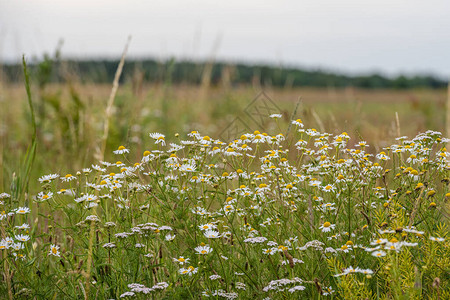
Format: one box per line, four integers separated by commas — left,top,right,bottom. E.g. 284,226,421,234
149,132,166,145
292,118,304,128
262,248,277,255
15,207,31,214
61,174,76,182
113,145,129,155
165,234,176,241
371,250,386,257
179,266,198,276
38,173,59,184
319,222,335,232
49,244,61,257
195,245,213,255
173,256,190,265
204,230,221,239
15,234,30,242
37,191,53,201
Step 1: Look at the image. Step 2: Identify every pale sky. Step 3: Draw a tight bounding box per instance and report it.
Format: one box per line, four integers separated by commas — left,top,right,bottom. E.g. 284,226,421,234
1,0,449,77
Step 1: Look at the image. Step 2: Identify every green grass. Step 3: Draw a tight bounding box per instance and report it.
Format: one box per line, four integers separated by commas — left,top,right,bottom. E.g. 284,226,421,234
0,64,449,299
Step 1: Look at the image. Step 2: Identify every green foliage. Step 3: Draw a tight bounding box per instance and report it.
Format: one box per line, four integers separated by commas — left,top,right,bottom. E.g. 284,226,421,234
1,119,449,299
2,58,446,89
0,53,449,299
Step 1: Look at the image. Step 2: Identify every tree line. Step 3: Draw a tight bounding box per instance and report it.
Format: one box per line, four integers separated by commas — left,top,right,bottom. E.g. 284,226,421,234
1,56,446,89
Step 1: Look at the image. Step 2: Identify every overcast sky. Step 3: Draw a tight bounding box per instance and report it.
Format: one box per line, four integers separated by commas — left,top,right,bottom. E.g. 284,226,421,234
1,0,449,77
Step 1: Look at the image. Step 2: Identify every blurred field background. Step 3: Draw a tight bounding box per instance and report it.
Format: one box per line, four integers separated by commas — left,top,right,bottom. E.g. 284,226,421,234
0,53,448,194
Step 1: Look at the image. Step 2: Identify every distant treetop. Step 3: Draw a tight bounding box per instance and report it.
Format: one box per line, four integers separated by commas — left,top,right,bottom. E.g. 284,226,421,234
1,57,446,89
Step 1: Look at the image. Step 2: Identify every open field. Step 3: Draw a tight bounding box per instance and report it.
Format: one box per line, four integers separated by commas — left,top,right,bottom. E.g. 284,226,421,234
1,82,447,191
0,77,449,299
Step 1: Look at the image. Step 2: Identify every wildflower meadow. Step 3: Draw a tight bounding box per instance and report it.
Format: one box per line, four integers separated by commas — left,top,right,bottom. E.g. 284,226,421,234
2,115,450,299
0,60,449,299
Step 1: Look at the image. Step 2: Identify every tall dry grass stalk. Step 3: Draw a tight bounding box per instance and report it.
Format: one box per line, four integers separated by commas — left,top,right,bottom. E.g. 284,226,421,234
311,108,325,133
98,36,132,162
395,111,401,137
199,35,221,100
86,37,131,300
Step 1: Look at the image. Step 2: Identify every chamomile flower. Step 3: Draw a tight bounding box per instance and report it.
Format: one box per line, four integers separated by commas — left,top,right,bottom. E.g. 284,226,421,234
262,248,277,255
195,245,213,255
376,152,390,161
38,173,59,184
270,114,282,119
173,256,190,265
15,234,30,242
15,223,30,230
37,191,53,202
429,236,445,242
92,164,106,172
322,184,336,192
61,174,76,182
165,234,176,241
15,207,31,214
199,223,217,231
49,244,61,257
319,221,335,232
57,188,71,195
113,145,129,155
179,266,198,276
371,250,386,257
11,242,24,251
204,230,221,239
292,118,304,128
223,147,242,156
149,132,166,145
179,162,196,172
0,240,9,250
